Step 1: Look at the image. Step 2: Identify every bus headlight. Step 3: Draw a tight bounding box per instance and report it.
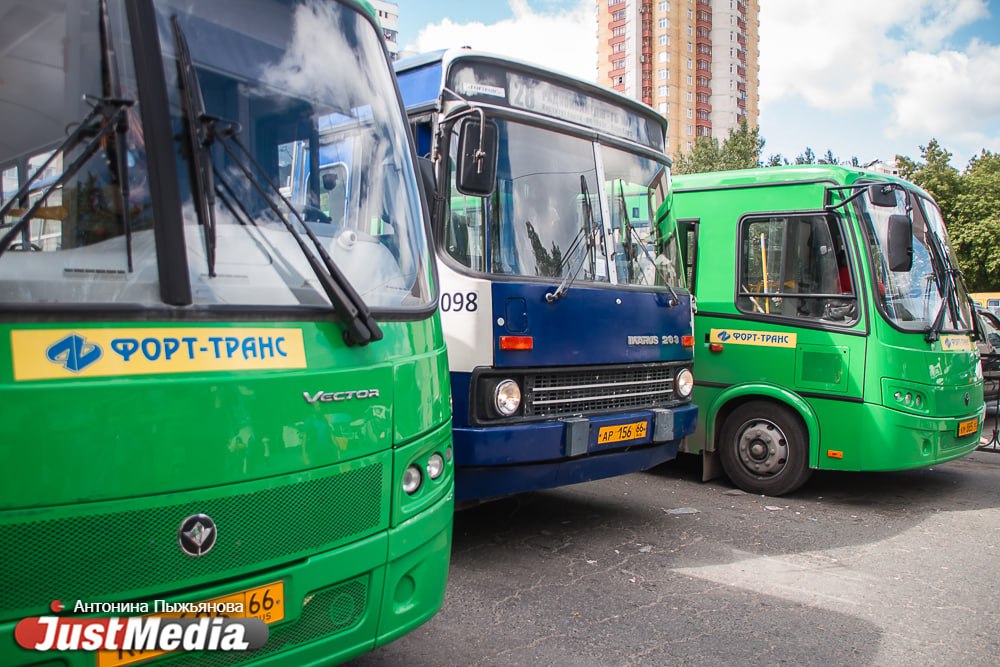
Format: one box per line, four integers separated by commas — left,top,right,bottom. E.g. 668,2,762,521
494,379,522,416
426,453,445,480
402,465,422,495
675,368,694,398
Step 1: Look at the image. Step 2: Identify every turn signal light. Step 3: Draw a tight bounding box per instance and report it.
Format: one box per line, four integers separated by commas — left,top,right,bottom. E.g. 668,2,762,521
709,343,724,353
500,336,533,351
682,335,695,348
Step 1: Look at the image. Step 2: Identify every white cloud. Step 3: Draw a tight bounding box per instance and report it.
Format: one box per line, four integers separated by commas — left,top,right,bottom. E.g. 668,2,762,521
409,0,597,83
892,40,1000,145
759,1,905,108
759,0,998,160
903,0,990,49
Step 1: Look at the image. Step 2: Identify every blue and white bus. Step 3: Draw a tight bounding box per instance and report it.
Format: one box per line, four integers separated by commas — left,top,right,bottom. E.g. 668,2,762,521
388,50,698,502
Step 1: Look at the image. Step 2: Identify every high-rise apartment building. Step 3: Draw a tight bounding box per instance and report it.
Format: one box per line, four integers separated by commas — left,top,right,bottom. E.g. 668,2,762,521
372,0,400,60
597,0,760,155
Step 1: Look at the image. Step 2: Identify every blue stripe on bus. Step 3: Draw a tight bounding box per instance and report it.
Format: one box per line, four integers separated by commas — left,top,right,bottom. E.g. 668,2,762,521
491,281,693,367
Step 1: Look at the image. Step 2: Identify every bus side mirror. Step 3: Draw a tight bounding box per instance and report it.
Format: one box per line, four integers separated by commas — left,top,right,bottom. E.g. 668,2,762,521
456,119,498,197
868,183,897,208
887,214,913,272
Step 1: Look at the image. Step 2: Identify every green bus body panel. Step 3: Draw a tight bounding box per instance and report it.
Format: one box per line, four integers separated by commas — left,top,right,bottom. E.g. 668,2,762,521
0,315,454,666
693,382,823,467
674,166,983,473
0,319,448,509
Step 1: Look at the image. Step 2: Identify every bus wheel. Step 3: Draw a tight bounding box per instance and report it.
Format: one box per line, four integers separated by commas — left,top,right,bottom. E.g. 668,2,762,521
718,401,812,496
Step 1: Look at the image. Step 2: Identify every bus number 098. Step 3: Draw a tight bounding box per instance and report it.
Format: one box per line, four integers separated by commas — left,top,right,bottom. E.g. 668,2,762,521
440,292,478,312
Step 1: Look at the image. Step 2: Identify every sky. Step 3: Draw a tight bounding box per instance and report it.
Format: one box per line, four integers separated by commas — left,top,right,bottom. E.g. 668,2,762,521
397,0,1000,169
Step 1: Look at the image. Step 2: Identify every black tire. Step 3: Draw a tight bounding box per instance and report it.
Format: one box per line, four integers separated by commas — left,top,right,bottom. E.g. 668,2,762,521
717,400,812,496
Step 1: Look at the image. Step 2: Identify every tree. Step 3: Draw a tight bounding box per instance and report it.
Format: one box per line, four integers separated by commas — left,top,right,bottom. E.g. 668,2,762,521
672,136,723,175
719,121,764,171
795,147,816,165
672,121,764,174
950,150,1000,291
894,139,961,222
817,149,839,165
765,153,789,167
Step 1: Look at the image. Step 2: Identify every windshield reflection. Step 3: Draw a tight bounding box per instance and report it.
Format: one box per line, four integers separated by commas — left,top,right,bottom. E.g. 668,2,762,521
860,186,970,333
445,119,682,290
160,0,431,310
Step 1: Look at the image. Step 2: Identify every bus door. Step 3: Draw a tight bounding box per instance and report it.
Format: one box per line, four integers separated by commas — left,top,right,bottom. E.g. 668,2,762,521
708,211,866,464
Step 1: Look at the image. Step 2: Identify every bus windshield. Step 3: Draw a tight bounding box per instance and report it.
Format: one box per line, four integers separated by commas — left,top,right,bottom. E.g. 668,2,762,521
445,119,681,288
859,186,971,333
0,0,432,311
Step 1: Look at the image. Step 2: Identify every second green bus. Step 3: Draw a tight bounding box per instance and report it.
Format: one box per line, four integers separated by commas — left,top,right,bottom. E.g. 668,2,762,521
669,165,983,495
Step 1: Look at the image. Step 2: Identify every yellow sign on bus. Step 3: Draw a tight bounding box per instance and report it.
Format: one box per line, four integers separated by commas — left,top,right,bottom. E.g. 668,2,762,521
11,328,307,381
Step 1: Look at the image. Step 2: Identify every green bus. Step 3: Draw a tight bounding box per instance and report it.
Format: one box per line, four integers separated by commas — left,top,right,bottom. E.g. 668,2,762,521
0,1,452,665
670,166,983,495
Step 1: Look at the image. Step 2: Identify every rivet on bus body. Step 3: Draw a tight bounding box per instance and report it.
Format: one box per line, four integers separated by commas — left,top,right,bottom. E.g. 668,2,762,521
616,298,622,305
497,317,505,326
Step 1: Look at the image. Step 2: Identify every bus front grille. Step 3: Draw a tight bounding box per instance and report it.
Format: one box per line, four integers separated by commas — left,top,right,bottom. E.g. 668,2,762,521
523,363,677,418
0,457,388,617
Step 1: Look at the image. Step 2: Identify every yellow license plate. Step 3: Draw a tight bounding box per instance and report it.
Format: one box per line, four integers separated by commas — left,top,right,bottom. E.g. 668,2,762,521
958,418,980,437
97,581,284,667
597,420,648,445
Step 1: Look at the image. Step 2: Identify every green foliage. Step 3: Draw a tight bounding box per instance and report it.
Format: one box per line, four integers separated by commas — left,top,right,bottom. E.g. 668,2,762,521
897,142,1000,291
950,150,1000,291
894,139,961,222
817,149,839,165
672,120,764,174
795,147,816,165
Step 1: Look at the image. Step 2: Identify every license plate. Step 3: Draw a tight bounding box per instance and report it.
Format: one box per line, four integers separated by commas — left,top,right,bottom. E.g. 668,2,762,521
597,420,648,445
957,418,979,437
96,581,284,667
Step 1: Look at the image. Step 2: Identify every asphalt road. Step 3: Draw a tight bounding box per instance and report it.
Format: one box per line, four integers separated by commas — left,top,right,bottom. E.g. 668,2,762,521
353,440,1000,667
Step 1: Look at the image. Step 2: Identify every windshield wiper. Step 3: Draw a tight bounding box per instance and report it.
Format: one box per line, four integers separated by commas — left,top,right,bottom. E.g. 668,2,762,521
922,217,969,342
169,19,381,346
616,180,680,307
546,175,600,303
171,15,217,277
0,0,134,260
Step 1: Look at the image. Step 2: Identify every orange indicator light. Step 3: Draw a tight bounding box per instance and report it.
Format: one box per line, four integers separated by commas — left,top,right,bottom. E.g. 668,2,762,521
827,449,844,459
682,335,695,348
500,336,533,351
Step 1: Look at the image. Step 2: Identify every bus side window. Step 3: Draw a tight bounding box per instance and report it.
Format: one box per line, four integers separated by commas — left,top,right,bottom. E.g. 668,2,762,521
678,218,699,293
737,214,857,323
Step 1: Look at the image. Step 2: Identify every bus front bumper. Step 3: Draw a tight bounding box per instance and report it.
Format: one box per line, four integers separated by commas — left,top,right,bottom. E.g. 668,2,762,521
855,402,985,471
453,403,697,502
0,492,453,667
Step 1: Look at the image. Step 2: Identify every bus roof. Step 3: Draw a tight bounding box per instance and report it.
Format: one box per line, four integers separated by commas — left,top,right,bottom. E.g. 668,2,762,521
671,165,934,201
394,48,668,151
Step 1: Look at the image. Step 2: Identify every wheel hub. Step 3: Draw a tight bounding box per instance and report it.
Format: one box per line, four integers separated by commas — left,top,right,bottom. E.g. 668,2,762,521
736,419,788,476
